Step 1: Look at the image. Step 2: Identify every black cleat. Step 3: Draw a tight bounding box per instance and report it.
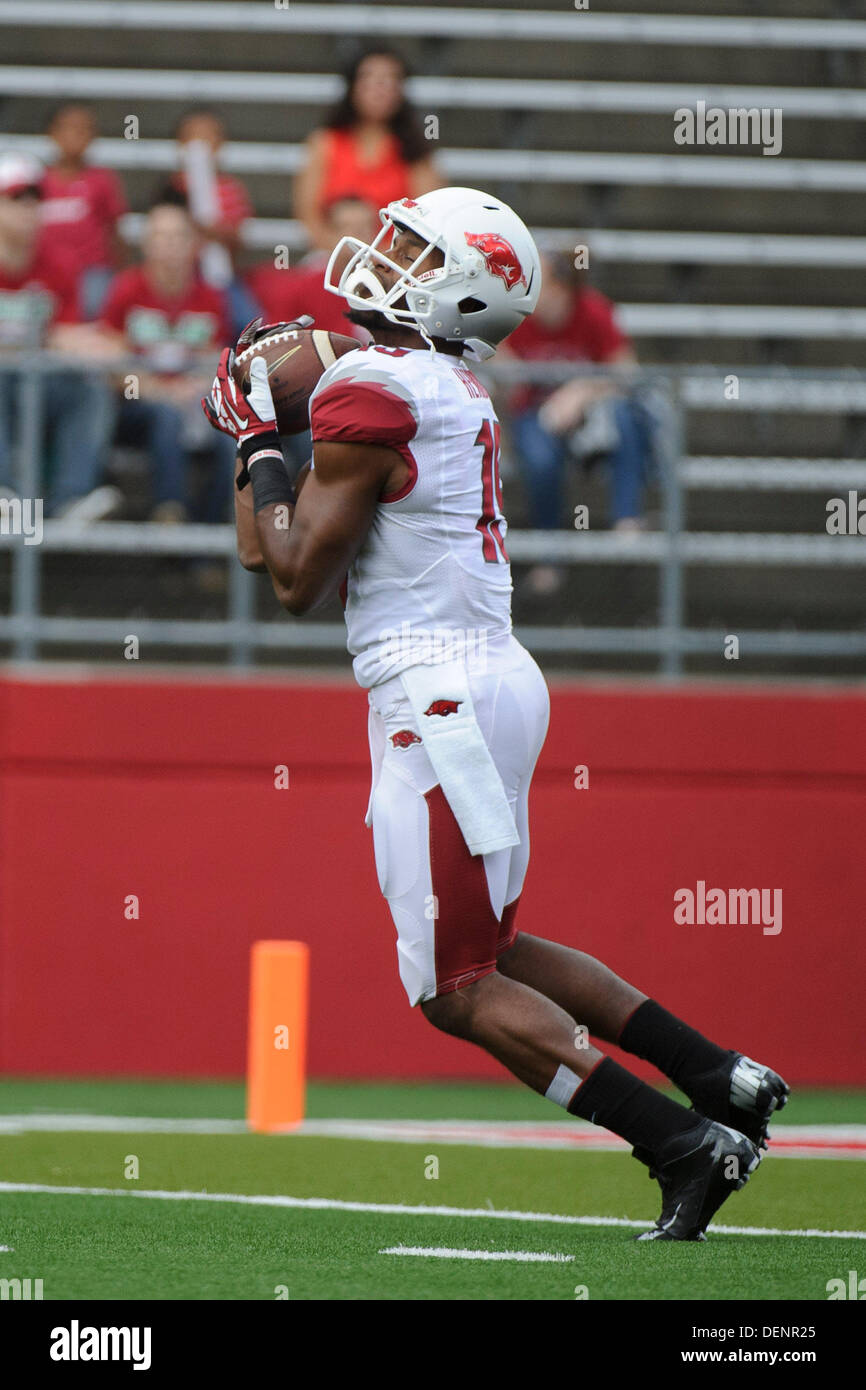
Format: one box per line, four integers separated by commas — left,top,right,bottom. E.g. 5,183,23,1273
687,1053,790,1150
635,1117,761,1242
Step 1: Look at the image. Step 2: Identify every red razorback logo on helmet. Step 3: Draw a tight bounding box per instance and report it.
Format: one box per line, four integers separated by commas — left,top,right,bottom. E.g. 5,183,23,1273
424,699,463,717
464,232,526,291
390,729,422,749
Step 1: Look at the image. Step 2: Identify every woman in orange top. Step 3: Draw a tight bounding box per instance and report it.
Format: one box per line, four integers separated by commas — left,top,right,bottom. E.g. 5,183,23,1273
294,47,441,251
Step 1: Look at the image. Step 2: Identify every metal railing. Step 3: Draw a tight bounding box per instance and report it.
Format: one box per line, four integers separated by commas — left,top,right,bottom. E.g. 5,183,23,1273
0,357,864,677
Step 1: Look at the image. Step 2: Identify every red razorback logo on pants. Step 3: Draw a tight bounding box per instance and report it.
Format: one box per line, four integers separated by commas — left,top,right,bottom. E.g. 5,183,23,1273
390,729,422,749
464,232,527,291
424,699,463,717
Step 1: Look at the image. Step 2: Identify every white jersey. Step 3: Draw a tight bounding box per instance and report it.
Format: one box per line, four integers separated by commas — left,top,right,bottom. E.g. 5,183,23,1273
309,343,512,689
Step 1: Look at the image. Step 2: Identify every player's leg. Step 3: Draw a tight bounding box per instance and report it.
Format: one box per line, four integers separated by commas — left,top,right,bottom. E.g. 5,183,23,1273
486,738,638,1044
421,808,766,1246
498,934,788,1149
369,668,760,1240
497,926,647,1042
464,644,779,1233
476,650,748,1122
490,657,788,1152
373,761,720,1159
420,968,761,1243
617,998,790,1152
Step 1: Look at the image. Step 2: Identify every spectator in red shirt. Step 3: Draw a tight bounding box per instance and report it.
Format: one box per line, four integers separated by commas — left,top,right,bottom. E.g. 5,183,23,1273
504,252,653,595
295,47,440,254
99,197,234,523
247,194,376,338
40,102,128,319
0,152,116,518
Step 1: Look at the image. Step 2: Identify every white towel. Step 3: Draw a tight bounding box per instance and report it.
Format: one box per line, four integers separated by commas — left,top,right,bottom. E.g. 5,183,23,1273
399,660,519,857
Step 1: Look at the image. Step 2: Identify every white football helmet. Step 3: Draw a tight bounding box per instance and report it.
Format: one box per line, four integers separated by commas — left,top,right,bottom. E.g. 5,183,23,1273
323,186,541,360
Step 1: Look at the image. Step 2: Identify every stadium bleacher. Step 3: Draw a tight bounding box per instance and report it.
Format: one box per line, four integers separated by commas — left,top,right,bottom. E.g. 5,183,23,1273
0,0,864,674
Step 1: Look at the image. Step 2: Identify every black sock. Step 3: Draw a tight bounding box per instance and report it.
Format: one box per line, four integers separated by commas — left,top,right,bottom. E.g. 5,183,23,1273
567,1057,704,1155
618,999,732,1100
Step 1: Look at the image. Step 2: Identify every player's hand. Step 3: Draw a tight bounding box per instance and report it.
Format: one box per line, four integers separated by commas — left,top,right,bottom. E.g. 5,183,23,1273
201,347,277,445
235,314,315,352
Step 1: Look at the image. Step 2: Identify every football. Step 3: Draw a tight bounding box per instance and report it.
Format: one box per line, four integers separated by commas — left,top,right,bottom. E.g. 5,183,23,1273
232,326,359,435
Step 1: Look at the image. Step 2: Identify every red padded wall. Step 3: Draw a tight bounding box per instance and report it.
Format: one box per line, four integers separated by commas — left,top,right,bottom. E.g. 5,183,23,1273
0,671,862,1083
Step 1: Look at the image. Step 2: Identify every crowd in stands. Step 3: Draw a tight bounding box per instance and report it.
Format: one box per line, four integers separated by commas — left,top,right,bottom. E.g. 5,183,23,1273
0,45,655,563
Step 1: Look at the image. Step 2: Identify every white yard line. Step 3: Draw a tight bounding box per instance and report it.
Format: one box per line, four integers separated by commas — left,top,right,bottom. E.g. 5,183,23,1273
380,1246,575,1262
0,1115,248,1135
0,1113,863,1159
0,1181,863,1240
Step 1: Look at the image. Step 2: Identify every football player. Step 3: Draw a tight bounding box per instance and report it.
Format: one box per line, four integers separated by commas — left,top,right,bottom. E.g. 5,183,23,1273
203,187,789,1241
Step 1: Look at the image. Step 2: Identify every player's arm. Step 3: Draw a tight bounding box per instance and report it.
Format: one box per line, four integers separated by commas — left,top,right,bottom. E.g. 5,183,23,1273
201,344,387,603
233,453,266,571
254,442,392,615
234,457,313,574
202,317,314,573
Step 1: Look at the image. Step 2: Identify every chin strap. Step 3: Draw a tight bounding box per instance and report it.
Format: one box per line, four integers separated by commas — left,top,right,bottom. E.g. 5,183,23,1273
416,321,437,355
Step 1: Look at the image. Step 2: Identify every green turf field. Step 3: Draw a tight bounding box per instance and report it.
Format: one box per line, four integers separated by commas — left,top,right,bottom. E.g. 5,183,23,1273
0,1078,862,1301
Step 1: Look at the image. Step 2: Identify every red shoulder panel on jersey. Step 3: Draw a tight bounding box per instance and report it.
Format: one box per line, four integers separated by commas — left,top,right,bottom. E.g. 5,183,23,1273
310,378,419,503
311,379,418,448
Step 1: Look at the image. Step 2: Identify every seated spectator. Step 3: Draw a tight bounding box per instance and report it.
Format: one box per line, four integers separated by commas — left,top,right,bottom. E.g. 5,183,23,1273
40,102,128,320
247,194,377,339
294,46,440,253
98,196,234,524
0,153,116,520
504,252,655,596
164,107,258,335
